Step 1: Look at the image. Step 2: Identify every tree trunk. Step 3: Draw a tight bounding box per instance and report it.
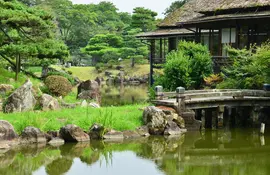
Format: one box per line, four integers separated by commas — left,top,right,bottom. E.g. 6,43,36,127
15,54,20,81
41,65,49,78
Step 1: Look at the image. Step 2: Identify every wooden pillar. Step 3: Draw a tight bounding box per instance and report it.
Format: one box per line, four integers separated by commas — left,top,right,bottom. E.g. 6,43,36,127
201,109,206,130
159,38,163,59
236,22,240,49
149,39,155,86
212,110,217,130
231,108,237,128
224,107,231,130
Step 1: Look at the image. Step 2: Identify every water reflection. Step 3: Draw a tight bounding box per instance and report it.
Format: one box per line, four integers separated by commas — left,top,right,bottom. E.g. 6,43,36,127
1,130,270,175
101,85,148,106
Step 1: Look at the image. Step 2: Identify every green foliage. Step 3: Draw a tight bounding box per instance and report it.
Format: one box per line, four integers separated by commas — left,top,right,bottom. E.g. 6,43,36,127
82,33,123,63
217,43,270,89
0,0,69,70
163,0,187,16
44,75,72,97
131,7,157,32
46,71,75,85
156,41,213,90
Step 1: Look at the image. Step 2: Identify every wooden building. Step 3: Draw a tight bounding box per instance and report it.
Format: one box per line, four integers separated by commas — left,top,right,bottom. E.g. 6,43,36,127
137,0,270,85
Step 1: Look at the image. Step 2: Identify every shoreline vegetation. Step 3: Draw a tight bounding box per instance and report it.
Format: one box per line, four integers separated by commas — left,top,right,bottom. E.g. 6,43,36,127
0,104,147,134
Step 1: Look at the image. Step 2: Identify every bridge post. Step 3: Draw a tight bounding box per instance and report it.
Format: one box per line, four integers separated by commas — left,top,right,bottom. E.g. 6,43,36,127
217,106,225,129
176,87,186,115
251,106,260,126
155,86,163,100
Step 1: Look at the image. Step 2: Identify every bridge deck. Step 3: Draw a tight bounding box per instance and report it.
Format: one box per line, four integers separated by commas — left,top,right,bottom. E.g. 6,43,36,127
153,96,270,109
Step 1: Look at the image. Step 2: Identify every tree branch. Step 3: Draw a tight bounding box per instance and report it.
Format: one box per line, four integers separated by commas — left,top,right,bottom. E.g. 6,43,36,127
0,53,16,68
0,26,14,43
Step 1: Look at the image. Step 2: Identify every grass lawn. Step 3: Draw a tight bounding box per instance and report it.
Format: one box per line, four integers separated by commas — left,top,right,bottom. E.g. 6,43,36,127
0,104,147,134
0,68,41,89
52,60,150,81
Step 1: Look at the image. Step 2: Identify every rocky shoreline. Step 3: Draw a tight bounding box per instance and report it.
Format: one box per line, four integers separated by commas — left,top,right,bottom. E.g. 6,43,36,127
0,106,187,150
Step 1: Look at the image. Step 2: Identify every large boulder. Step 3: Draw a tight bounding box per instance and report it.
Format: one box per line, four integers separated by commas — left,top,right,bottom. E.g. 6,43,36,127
4,80,36,113
60,124,90,142
0,84,14,95
40,94,60,111
77,80,100,102
88,123,105,140
20,126,47,143
0,120,18,140
143,106,167,135
164,121,182,135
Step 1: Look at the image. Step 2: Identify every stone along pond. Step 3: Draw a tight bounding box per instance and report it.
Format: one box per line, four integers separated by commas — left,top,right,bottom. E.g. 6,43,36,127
1,129,270,175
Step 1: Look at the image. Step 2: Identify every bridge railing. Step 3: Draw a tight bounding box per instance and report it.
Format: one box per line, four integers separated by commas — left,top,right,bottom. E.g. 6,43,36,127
154,86,270,101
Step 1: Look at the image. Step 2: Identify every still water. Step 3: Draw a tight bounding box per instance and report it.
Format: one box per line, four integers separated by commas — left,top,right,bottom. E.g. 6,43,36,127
100,85,148,106
1,130,270,175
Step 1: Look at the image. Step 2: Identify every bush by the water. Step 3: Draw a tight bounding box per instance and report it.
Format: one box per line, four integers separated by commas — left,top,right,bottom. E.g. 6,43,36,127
155,41,213,90
45,75,72,97
217,42,270,89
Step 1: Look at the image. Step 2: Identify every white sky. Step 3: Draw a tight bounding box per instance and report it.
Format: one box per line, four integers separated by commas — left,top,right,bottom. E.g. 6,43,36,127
71,0,177,18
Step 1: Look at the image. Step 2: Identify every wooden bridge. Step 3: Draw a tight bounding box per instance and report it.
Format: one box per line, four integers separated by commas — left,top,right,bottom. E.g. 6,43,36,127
152,87,270,131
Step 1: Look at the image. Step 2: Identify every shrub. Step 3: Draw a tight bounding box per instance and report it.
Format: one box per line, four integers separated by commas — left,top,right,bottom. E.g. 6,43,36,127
47,71,75,85
204,74,223,88
44,75,72,97
95,63,104,70
217,43,270,89
155,41,213,90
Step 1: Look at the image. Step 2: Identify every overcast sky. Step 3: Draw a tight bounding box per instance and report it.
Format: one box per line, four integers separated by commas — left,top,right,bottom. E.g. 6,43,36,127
71,0,176,18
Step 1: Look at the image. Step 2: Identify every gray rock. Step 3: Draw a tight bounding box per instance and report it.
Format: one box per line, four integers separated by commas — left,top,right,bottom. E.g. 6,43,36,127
77,80,100,102
105,71,113,77
40,94,60,111
0,120,18,140
143,106,167,135
123,130,140,139
129,81,140,85
81,100,88,107
103,129,124,140
173,115,185,128
116,65,124,70
136,126,150,137
89,102,100,108
4,80,36,113
164,121,182,135
0,84,14,95
60,124,90,142
48,138,65,146
88,123,105,139
95,77,103,85
20,126,47,143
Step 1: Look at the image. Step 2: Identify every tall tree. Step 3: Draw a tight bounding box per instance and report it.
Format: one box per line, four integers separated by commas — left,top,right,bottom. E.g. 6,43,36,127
163,0,187,16
0,0,69,80
131,7,158,32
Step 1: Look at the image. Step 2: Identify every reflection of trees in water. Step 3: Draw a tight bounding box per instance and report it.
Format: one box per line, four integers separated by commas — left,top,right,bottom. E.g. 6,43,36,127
46,158,73,175
101,85,148,106
3,130,270,175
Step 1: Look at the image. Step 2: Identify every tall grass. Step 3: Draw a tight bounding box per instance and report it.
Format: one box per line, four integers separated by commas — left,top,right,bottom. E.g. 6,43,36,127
0,104,146,134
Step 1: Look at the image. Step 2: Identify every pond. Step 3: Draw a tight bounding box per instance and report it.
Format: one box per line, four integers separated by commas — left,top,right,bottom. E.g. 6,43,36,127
100,85,148,106
1,129,270,175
